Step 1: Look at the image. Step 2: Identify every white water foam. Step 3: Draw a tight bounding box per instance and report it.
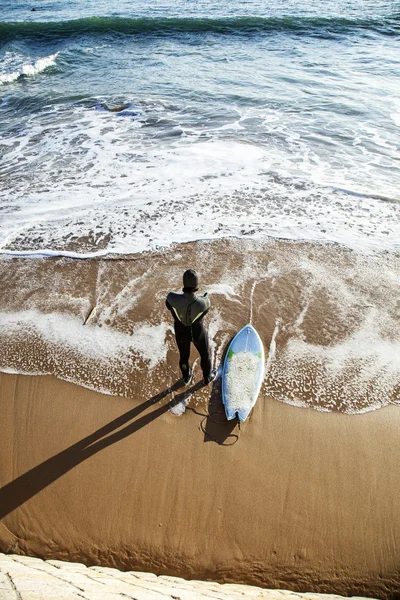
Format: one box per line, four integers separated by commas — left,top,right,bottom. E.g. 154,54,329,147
1,101,399,256
169,395,189,416
265,320,279,377
204,283,242,303
0,52,59,86
259,250,400,413
95,275,144,326
269,311,400,413
0,310,171,370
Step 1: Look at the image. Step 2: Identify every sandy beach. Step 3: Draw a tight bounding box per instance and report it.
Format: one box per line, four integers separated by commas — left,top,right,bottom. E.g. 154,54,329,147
2,0,400,594
0,239,399,598
1,371,400,599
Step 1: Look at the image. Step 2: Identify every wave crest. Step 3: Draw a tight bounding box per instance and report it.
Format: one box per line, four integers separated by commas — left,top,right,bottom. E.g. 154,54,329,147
0,16,397,42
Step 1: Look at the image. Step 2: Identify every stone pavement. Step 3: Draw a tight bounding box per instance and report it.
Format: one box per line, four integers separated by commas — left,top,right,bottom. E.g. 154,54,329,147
0,554,372,600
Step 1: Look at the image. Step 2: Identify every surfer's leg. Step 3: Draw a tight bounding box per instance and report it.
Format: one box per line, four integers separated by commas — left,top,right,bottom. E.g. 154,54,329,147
193,323,211,378
174,324,192,380
177,339,191,379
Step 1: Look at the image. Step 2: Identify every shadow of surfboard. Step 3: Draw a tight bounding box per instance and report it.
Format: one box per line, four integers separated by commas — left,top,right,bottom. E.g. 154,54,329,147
200,335,240,445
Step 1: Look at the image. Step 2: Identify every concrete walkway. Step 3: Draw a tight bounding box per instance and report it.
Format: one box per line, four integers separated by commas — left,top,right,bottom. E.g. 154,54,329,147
0,554,372,600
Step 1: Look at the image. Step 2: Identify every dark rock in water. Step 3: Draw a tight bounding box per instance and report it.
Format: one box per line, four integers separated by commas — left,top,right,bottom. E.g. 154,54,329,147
109,104,130,113
111,105,141,117
95,103,141,117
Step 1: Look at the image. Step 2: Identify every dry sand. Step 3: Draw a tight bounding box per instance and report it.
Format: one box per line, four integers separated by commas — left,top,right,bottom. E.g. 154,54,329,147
1,372,400,598
0,239,400,598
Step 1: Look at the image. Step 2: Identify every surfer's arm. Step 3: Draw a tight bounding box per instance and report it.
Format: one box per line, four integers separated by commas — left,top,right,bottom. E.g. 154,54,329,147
165,298,174,315
166,295,181,323
202,293,211,314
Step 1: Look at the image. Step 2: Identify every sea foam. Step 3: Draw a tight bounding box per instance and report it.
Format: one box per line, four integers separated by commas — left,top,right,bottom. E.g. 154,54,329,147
0,309,172,395
0,52,59,85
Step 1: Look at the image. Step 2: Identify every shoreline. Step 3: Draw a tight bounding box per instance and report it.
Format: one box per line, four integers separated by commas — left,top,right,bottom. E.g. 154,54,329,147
0,237,399,413
1,231,400,259
1,371,400,598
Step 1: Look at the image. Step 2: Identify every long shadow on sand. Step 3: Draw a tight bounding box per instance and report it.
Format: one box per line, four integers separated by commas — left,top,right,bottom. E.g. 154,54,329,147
0,379,205,519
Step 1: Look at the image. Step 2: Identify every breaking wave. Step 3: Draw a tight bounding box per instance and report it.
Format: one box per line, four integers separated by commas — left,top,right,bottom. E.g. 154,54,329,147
0,52,59,85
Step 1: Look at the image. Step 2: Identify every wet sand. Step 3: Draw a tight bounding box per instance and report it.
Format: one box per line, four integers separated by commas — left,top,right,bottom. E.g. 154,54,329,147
0,238,400,598
1,238,399,412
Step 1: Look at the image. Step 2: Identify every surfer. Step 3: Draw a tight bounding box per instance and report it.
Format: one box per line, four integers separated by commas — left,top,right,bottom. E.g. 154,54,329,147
166,270,216,386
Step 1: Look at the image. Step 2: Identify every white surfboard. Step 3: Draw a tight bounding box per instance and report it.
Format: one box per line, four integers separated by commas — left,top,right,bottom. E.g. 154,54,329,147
222,324,265,422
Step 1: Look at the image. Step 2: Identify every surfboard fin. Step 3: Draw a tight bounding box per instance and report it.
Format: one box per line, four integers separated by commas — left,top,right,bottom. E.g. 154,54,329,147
236,412,241,430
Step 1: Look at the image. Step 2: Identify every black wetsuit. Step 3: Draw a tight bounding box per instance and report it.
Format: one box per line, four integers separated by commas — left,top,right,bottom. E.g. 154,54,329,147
166,291,211,379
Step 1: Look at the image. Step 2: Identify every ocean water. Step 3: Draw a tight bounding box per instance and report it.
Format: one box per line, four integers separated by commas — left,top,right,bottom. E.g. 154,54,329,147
0,0,399,254
1,1,399,413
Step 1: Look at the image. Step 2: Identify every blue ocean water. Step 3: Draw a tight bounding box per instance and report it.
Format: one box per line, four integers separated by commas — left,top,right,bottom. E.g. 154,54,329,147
0,0,399,254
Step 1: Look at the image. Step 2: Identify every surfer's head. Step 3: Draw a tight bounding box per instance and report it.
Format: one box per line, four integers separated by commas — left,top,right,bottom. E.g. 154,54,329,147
183,269,199,293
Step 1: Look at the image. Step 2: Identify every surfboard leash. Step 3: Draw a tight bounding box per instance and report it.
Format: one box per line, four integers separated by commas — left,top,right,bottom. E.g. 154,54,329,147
187,407,239,446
